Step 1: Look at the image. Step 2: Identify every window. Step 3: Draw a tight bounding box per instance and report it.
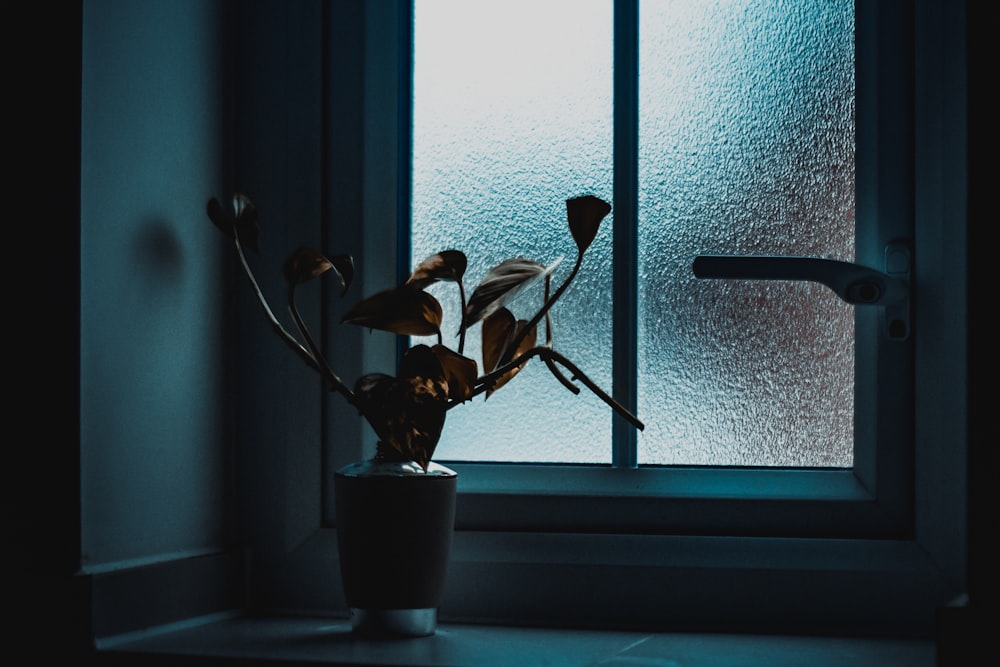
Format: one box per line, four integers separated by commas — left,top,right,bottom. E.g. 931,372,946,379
402,0,908,538
411,0,617,465
412,0,861,469
324,0,961,633
75,0,967,645
281,0,962,636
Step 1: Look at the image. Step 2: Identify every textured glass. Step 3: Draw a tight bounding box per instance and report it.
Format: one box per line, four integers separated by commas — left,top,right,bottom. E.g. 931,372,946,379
412,0,614,462
638,1,855,466
413,1,855,467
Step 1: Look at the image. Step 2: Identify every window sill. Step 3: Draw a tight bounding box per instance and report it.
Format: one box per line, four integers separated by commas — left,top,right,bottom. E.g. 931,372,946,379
95,613,935,667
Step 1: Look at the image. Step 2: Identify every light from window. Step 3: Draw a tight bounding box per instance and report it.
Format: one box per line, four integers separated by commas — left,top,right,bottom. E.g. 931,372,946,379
412,0,614,463
412,0,854,468
637,0,854,466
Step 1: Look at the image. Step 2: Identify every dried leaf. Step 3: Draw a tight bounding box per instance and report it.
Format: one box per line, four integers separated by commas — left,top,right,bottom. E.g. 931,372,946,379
352,350,449,470
406,250,468,289
341,285,443,337
282,247,334,285
566,195,611,254
399,343,445,381
281,249,353,294
430,344,478,402
482,308,536,397
464,257,562,329
206,192,261,253
481,308,515,374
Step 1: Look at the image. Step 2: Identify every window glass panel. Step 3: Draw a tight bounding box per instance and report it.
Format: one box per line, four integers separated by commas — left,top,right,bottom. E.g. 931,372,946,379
411,0,614,462
638,0,855,466
412,0,854,467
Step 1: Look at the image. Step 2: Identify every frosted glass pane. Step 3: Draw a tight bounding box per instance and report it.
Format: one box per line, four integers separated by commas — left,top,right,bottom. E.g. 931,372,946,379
637,1,856,466
412,0,614,462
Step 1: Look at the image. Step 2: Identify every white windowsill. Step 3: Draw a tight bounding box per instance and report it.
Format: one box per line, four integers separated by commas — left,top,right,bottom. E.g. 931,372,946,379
97,613,935,667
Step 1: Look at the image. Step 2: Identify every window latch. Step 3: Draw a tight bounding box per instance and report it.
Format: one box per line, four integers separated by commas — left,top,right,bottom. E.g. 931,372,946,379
691,242,911,339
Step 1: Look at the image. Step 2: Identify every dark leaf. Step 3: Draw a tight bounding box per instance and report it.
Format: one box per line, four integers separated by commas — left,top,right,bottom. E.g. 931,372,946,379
406,250,468,289
352,372,395,446
341,285,443,337
396,343,478,403
284,250,354,295
566,195,611,254
352,366,448,471
206,197,231,237
481,308,515,375
481,308,536,397
282,247,334,285
354,372,394,399
329,254,355,295
464,257,561,329
231,193,260,252
399,344,445,381
206,192,261,253
430,344,478,402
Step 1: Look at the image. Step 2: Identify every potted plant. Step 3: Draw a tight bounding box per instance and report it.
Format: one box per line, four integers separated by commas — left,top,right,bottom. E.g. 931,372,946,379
206,192,644,636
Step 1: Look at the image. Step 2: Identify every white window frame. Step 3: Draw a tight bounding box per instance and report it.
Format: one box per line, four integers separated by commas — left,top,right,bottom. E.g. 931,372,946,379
238,0,966,635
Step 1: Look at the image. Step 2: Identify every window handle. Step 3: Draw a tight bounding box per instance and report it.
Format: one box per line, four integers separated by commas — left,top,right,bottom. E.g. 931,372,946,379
692,242,911,339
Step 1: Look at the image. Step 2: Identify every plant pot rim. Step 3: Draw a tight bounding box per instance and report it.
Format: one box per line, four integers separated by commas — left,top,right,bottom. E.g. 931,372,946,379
336,458,456,478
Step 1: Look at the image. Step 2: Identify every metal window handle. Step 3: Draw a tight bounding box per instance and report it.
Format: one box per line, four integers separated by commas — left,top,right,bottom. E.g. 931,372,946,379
691,242,911,339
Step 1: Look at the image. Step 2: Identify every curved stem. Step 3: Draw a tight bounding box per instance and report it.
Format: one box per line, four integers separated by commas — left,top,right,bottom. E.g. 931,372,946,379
500,250,584,367
544,354,580,395
457,279,468,354
544,273,553,345
287,284,360,410
540,349,643,430
453,345,644,431
538,276,577,390
232,234,320,373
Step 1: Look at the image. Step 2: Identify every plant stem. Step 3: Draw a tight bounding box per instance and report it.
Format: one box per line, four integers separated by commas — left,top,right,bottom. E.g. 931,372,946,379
544,274,553,346
543,354,580,395
457,279,468,354
500,250,584,368
231,232,362,414
539,273,576,391
287,284,360,410
458,346,644,431
232,235,322,374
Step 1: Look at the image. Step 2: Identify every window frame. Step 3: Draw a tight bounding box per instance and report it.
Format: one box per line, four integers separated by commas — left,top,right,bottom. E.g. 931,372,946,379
399,0,912,541
238,0,965,636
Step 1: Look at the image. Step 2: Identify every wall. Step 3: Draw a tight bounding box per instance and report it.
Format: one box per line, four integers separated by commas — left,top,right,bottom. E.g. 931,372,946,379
79,0,228,572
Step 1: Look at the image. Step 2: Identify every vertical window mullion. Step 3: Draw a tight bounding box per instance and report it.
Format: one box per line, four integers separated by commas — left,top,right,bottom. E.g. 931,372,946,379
397,0,414,367
613,0,639,468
